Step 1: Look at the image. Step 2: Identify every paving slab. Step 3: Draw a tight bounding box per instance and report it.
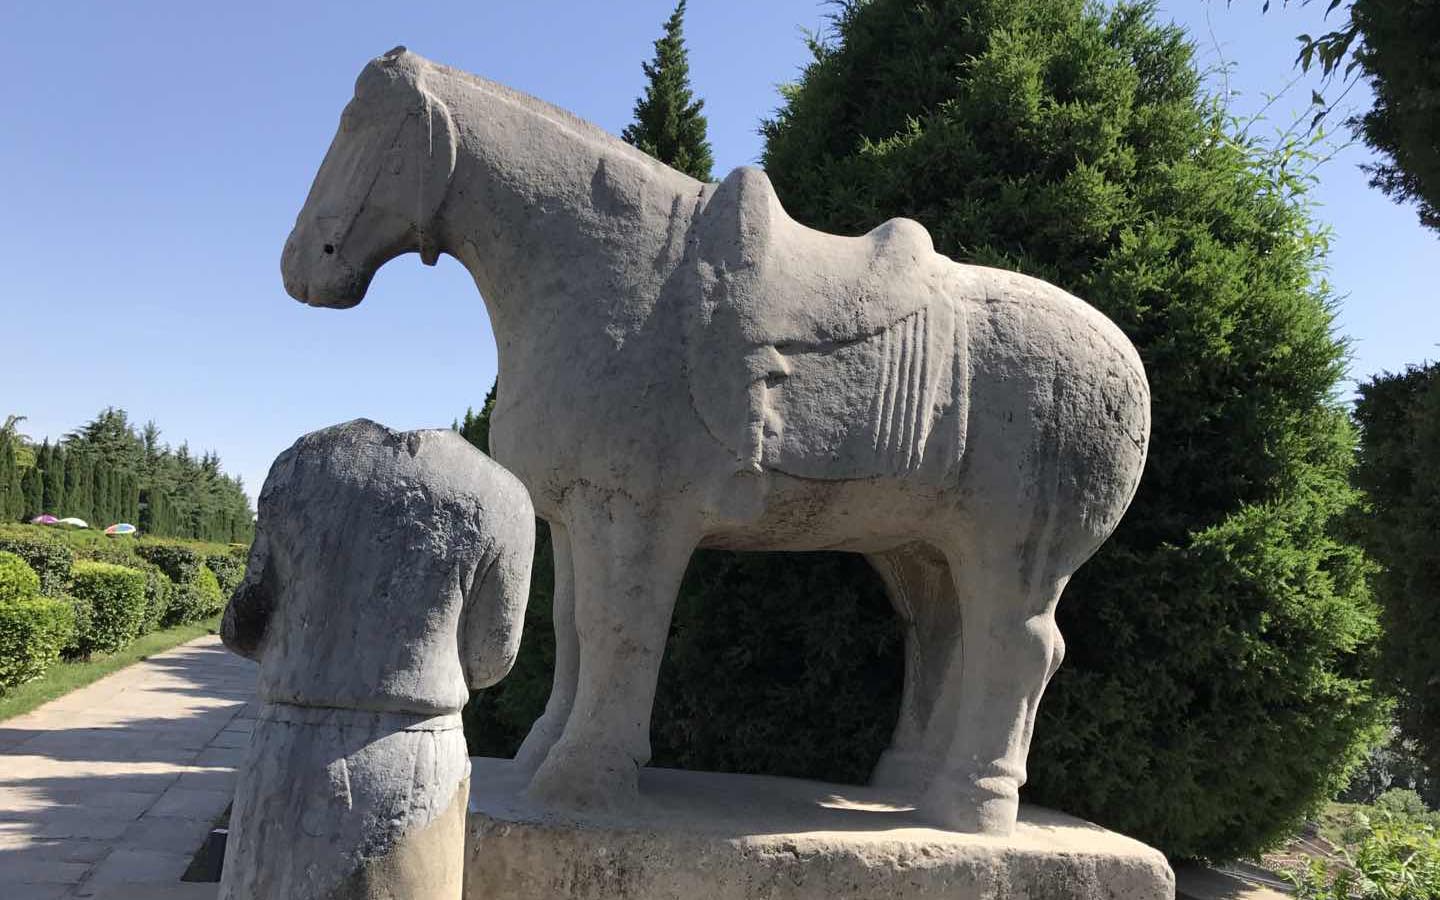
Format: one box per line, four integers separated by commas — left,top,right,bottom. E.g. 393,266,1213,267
146,787,232,822
0,636,256,899
89,885,216,899
8,883,75,900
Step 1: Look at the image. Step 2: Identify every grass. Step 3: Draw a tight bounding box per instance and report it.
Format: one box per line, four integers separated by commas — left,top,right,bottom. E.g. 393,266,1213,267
0,615,222,722
1317,802,1367,848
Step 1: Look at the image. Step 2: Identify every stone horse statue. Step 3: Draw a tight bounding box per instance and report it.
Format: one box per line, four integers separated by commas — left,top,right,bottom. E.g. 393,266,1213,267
281,47,1151,837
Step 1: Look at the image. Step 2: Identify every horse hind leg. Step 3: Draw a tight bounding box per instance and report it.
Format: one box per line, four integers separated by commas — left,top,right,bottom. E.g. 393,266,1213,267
918,529,1070,836
865,542,964,794
514,522,577,775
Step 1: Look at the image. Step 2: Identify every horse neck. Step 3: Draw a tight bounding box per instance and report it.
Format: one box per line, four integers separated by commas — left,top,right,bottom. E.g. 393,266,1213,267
429,70,704,349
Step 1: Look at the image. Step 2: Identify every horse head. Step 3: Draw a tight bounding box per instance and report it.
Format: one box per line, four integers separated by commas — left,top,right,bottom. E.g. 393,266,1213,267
282,47,457,308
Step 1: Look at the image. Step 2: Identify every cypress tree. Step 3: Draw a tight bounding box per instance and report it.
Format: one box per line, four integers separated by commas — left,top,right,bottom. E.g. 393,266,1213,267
91,464,108,527
621,0,714,181
110,468,124,524
35,441,51,494
65,451,91,524
45,444,66,516
126,472,140,524
21,465,43,520
140,488,159,535
1354,362,1440,783
0,436,15,521
752,0,1383,861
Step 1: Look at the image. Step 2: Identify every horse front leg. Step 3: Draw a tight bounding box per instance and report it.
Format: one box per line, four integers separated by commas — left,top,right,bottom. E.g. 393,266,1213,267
514,522,576,775
525,499,697,812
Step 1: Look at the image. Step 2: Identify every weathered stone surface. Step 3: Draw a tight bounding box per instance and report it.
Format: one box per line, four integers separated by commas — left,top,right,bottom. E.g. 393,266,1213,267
464,757,1174,900
282,48,1151,839
219,420,535,900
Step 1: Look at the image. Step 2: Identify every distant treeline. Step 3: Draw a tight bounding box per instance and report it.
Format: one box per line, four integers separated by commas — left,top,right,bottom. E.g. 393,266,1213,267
0,409,254,543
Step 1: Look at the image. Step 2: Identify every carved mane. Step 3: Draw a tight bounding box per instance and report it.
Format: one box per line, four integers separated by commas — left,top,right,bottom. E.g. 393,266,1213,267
414,54,704,192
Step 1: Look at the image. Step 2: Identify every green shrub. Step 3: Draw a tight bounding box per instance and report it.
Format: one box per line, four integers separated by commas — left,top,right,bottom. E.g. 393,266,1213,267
1290,811,1440,899
61,593,92,659
0,595,76,690
68,561,148,656
1374,788,1433,821
0,551,40,603
205,553,245,597
63,541,173,636
162,566,224,627
0,528,74,596
135,542,204,584
136,566,172,635
651,551,901,782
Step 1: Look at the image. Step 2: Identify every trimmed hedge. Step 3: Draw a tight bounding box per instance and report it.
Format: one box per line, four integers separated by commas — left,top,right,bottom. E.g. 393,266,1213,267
0,551,40,603
205,552,245,597
135,543,204,585
0,595,76,690
68,561,148,656
136,566,172,635
80,544,171,634
0,526,244,677
62,593,92,659
0,530,74,596
163,566,224,627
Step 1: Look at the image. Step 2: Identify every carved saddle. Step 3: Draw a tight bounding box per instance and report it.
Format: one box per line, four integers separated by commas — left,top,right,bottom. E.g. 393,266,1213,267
686,167,969,483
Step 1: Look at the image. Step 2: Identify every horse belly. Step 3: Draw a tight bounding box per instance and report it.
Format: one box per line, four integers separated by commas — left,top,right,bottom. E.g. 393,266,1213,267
763,301,966,483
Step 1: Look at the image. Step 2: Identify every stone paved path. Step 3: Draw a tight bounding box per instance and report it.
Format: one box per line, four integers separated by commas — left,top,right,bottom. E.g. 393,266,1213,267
0,635,256,900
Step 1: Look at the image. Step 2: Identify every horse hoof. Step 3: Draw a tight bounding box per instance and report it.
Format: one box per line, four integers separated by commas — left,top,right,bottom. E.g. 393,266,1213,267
524,739,640,813
869,749,938,795
918,775,1019,836
512,716,566,776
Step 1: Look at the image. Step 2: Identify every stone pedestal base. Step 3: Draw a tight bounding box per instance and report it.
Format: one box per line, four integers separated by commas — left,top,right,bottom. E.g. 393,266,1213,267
464,757,1174,900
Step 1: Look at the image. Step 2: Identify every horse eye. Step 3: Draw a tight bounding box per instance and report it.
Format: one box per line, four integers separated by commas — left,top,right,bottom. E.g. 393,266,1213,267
323,244,335,255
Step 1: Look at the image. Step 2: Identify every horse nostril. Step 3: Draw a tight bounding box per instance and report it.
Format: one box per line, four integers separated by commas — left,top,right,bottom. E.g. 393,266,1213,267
323,244,335,255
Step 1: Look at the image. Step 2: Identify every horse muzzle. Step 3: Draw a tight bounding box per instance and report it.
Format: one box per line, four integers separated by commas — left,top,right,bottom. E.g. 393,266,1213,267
281,230,369,309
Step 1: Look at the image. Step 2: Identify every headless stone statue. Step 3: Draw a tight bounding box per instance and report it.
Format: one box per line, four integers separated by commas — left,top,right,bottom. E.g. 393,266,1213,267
218,419,534,900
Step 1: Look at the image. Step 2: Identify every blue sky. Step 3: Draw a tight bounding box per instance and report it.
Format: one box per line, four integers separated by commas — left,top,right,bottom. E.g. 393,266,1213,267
2,1,1434,504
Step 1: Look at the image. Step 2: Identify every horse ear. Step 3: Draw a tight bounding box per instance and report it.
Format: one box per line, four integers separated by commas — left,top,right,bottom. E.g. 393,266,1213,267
417,90,457,266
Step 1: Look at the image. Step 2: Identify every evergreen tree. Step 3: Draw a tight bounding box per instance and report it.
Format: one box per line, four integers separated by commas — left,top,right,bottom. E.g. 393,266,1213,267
0,437,17,521
44,444,65,516
140,420,162,475
91,464,108,527
457,381,499,454
63,450,90,523
125,472,140,524
21,465,43,520
57,409,253,540
1349,0,1440,232
1269,0,1440,232
34,441,55,517
1354,362,1440,784
66,407,143,473
621,0,714,181
751,0,1383,860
